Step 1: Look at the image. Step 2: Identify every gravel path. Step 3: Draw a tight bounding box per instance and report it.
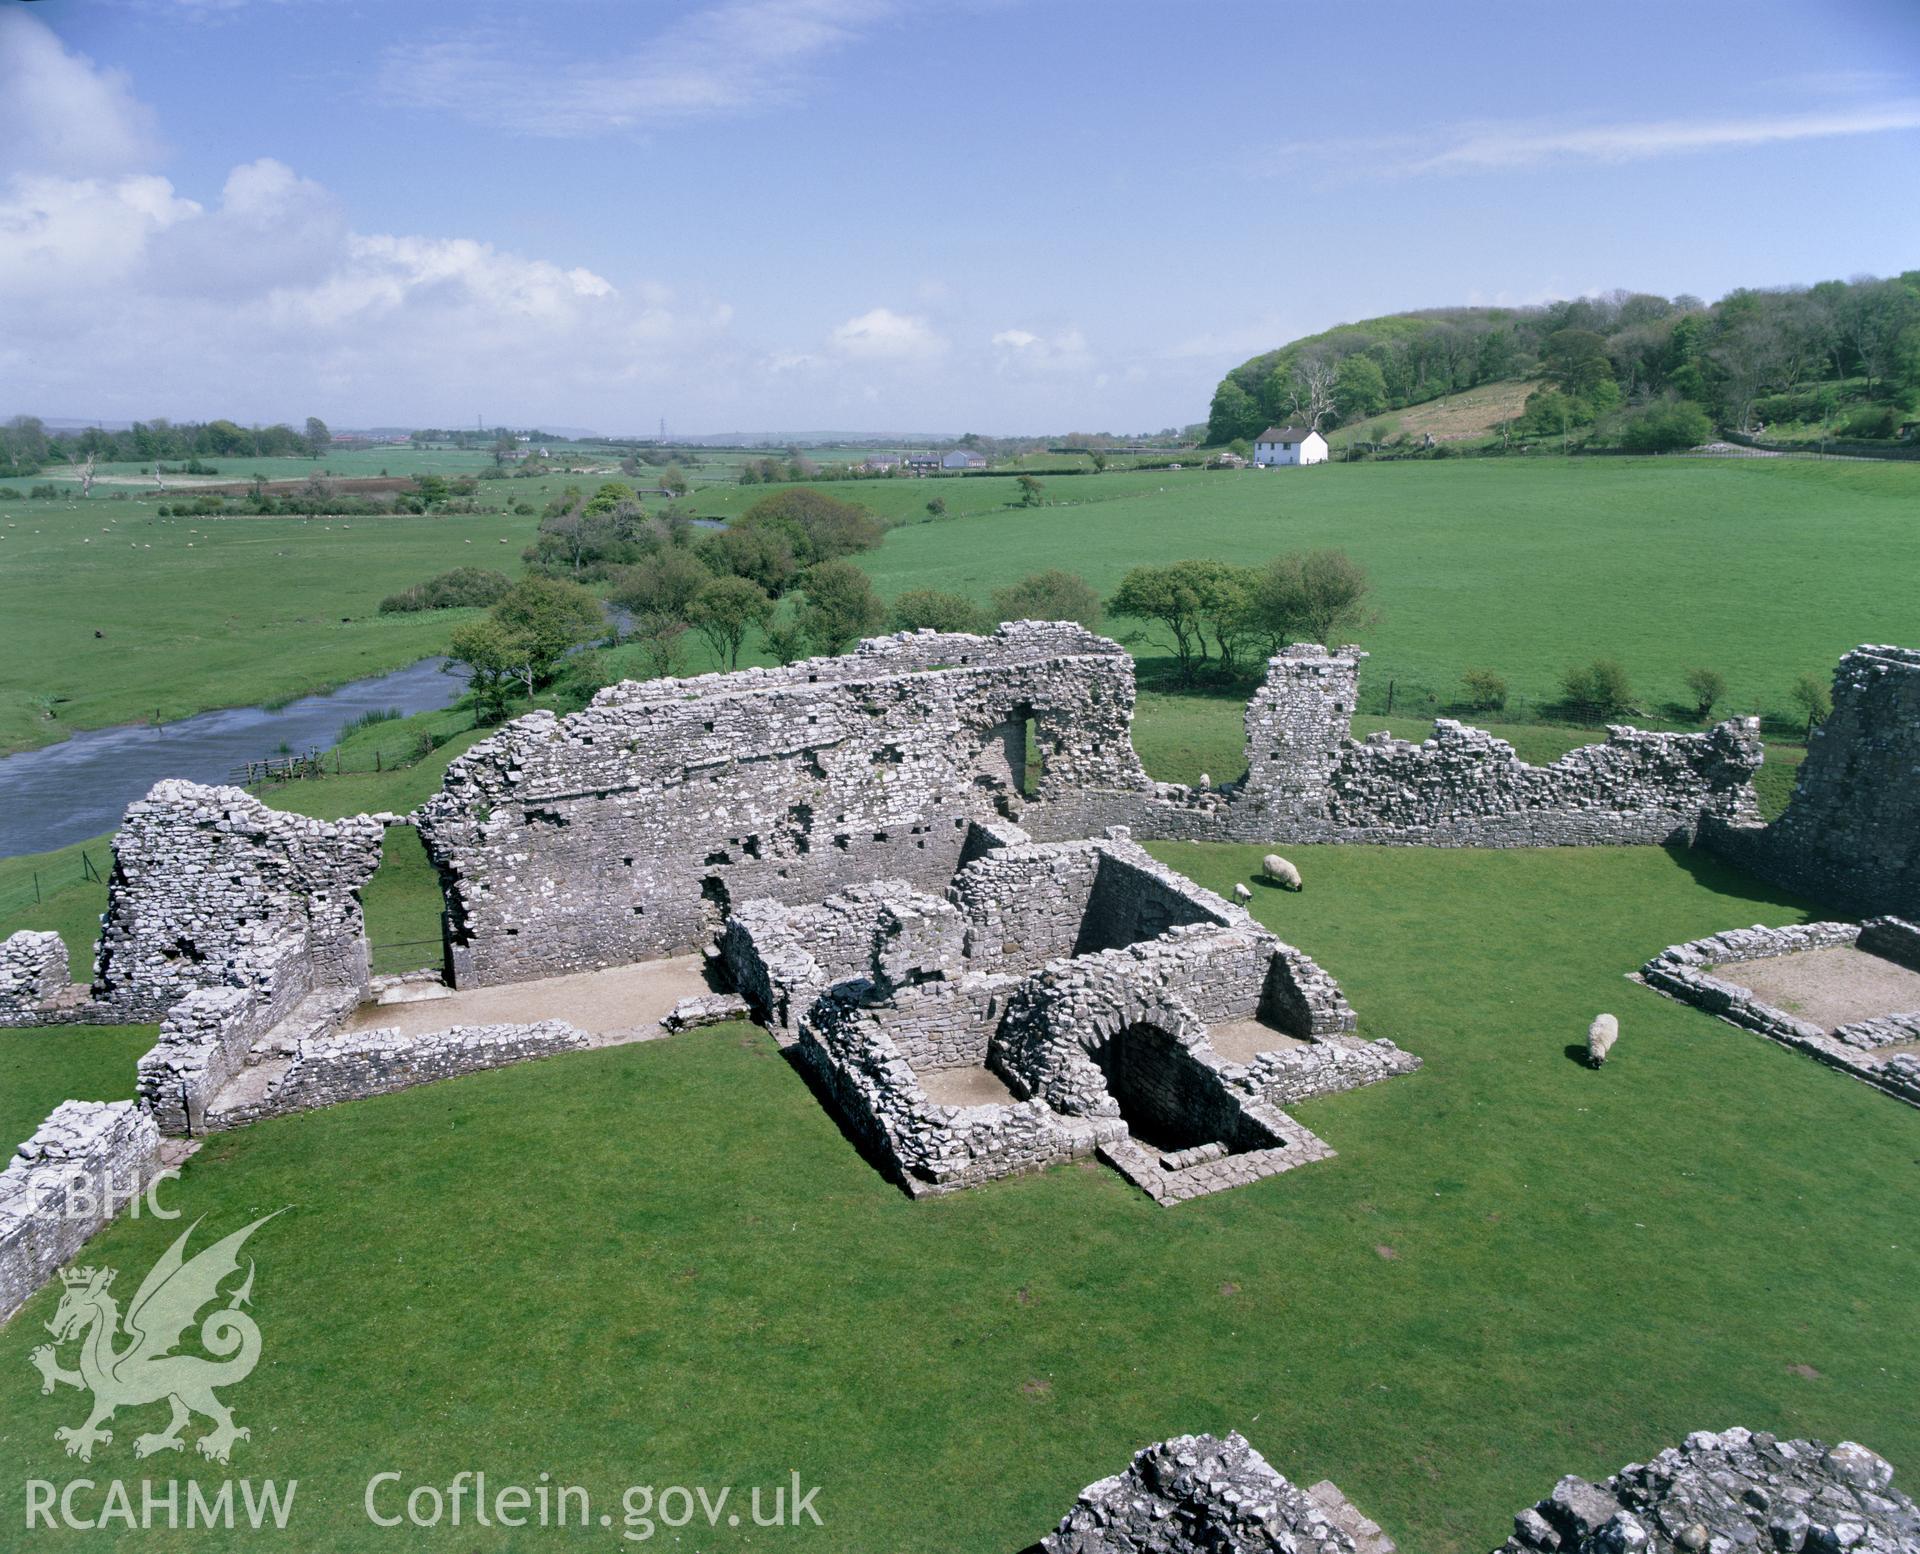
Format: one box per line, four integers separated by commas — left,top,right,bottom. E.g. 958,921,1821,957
344,955,712,1045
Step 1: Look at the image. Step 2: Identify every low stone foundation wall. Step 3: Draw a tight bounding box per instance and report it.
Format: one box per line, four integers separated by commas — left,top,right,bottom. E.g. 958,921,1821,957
239,1021,592,1122
136,986,275,1135
1639,918,1920,1107
0,1101,162,1323
1248,1036,1423,1107
1495,1426,1918,1554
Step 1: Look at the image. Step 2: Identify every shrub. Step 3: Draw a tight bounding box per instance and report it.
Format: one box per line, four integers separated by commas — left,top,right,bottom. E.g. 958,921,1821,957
1561,658,1635,719
378,566,514,614
1620,399,1713,453
1460,668,1508,712
1841,406,1897,439
990,569,1102,630
29,483,59,500
0,486,19,502
890,589,986,635
1684,667,1727,720
1789,671,1832,733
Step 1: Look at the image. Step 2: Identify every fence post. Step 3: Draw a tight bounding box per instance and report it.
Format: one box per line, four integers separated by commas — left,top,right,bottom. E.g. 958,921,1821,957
1386,679,1395,715
33,872,40,904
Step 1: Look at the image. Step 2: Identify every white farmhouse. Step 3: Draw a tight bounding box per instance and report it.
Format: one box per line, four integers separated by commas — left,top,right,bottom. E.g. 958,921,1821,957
1253,425,1329,467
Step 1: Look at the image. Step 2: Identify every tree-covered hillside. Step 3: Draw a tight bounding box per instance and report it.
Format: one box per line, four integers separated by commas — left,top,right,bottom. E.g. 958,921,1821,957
1207,275,1920,451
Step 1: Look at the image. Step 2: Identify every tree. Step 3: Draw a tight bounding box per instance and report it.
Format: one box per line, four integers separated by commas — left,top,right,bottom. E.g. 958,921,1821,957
304,417,331,458
687,576,773,670
1684,667,1727,721
699,521,800,597
1541,329,1615,399
1016,474,1044,507
1287,355,1337,431
661,462,690,497
490,576,604,692
796,560,886,654
1207,378,1260,445
765,622,810,665
1789,672,1832,736
991,569,1102,630
492,433,518,467
1248,549,1375,649
1333,355,1387,423
1108,560,1252,685
925,497,948,520
891,589,986,634
1561,659,1635,720
739,487,885,563
446,619,527,723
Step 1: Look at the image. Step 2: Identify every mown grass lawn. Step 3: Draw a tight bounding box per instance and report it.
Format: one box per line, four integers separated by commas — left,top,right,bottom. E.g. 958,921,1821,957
0,842,1912,1553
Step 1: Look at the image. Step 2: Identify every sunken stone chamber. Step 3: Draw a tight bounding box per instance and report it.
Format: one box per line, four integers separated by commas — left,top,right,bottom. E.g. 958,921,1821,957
721,824,1417,1202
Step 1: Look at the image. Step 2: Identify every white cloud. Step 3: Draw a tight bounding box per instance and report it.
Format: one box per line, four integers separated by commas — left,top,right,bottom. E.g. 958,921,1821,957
828,306,947,361
379,0,897,137
1267,97,1920,179
0,14,739,426
989,325,1092,376
1412,101,1920,172
0,12,161,176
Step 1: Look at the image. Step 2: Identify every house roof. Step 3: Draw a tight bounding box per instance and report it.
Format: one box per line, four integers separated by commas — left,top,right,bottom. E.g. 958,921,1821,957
1257,426,1316,443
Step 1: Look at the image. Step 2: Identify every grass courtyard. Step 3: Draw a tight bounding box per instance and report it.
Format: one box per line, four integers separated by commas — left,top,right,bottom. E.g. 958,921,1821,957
0,842,1913,1552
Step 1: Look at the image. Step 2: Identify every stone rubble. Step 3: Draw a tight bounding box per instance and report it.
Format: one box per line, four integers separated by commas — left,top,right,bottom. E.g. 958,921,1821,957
1494,1427,1920,1554
1039,1431,1393,1554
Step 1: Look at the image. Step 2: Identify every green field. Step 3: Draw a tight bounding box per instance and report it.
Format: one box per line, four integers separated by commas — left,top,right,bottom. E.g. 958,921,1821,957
1,842,1913,1552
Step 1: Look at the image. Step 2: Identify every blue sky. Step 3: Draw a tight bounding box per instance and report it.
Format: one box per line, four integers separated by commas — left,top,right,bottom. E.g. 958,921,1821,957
3,0,1916,434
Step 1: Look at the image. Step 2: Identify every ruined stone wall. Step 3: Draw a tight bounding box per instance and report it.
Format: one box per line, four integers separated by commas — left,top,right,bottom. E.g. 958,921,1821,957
0,931,88,1028
950,841,1103,970
1705,645,1920,918
1229,646,1764,846
719,882,963,1037
0,1101,161,1323
135,986,270,1136
94,781,384,1020
799,992,1117,1196
417,623,1153,986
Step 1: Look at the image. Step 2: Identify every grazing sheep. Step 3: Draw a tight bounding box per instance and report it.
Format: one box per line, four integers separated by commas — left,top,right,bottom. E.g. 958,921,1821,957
1198,771,1211,791
1232,882,1252,906
1587,1013,1619,1067
1262,854,1303,891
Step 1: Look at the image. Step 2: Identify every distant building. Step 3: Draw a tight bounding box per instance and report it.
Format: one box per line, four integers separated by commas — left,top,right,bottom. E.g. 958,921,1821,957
1253,426,1329,467
1212,451,1248,469
941,451,988,470
864,455,901,472
903,453,941,474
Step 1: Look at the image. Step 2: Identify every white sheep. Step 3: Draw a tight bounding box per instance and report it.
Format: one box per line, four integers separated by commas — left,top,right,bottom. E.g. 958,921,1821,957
1262,854,1302,891
1232,882,1253,906
1197,771,1211,791
1587,1013,1619,1067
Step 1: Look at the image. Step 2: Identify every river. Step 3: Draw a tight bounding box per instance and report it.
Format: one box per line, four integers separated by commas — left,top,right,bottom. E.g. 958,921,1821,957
0,657,468,858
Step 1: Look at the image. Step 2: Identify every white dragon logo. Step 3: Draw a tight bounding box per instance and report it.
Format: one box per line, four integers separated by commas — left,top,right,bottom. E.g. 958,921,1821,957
29,1212,281,1464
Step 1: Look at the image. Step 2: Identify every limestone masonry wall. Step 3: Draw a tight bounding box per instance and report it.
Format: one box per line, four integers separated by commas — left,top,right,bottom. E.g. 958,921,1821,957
94,781,385,1020
1705,645,1920,919
135,986,272,1135
242,1020,591,1122
0,931,86,1028
1231,646,1764,846
417,623,1154,986
0,1101,162,1323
